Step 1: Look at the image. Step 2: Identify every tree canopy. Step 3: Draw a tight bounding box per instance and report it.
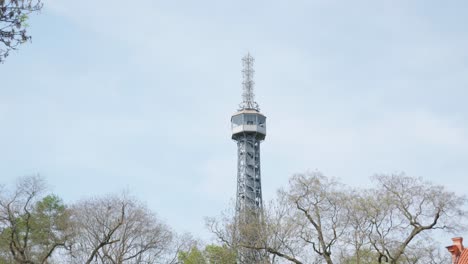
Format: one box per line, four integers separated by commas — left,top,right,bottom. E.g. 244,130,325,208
1,172,465,263
0,0,42,62
0,176,70,264
209,172,466,264
178,244,236,264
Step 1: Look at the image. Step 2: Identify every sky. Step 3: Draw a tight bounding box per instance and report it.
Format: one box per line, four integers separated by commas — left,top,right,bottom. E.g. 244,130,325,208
1,0,468,242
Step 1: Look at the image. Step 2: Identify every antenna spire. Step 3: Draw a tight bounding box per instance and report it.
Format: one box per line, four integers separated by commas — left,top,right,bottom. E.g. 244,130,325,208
240,53,259,110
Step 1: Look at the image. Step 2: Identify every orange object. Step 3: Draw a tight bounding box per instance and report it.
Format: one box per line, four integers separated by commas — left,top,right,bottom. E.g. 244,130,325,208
447,237,468,264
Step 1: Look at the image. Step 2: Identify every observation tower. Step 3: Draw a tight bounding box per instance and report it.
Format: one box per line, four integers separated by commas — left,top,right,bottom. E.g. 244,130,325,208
231,53,266,217
231,54,267,263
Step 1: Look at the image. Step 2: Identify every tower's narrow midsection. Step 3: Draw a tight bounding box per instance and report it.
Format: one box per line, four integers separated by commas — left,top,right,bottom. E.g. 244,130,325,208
236,134,263,214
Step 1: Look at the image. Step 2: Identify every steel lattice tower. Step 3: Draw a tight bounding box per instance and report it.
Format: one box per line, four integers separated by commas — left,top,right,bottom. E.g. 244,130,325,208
231,54,267,263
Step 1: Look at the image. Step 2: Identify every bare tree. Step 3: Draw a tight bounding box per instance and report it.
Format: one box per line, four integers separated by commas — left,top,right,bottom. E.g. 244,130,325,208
284,172,351,264
207,205,283,263
208,172,467,264
68,193,176,264
207,172,348,264
0,175,71,264
0,0,43,62
338,190,373,264
364,173,466,264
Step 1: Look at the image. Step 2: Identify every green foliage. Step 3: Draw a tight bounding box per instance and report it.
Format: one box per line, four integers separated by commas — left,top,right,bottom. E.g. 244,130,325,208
0,193,70,263
205,244,236,264
340,248,380,264
30,195,69,246
178,244,236,264
179,246,206,264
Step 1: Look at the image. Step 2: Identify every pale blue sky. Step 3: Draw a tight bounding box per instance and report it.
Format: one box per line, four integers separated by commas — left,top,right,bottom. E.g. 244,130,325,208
1,0,468,241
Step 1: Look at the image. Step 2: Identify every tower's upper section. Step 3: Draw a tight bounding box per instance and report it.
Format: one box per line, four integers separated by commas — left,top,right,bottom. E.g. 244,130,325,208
231,54,266,140
239,53,259,111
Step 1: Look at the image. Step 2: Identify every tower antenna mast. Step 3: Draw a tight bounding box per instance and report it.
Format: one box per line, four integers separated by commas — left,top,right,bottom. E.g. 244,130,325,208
240,53,259,111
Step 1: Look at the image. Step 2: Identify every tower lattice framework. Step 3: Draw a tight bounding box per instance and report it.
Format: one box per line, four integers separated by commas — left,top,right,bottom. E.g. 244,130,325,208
231,54,267,263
